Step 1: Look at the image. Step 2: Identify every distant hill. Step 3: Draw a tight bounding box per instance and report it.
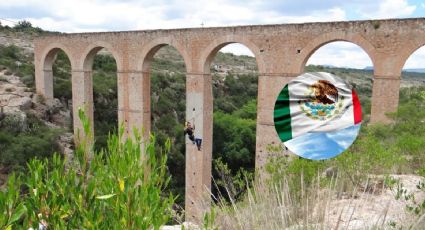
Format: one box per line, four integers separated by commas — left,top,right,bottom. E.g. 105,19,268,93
365,66,425,73
402,68,425,73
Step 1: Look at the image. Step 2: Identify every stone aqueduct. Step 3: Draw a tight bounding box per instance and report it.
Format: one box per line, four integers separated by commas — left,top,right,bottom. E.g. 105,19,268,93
34,18,425,221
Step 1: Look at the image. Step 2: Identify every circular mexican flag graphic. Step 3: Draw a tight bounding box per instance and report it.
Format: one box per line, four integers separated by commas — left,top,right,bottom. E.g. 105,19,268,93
273,72,362,160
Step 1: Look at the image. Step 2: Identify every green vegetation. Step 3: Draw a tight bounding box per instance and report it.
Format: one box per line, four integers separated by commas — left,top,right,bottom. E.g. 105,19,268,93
52,51,72,101
0,20,46,34
213,73,258,114
0,45,34,87
44,49,119,150
213,111,255,171
91,53,118,150
213,52,258,72
150,71,186,205
0,111,174,229
0,112,62,172
0,44,63,174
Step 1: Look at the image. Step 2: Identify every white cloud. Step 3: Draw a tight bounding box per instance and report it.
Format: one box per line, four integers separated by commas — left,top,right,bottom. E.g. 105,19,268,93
306,42,373,69
27,17,93,32
285,133,343,160
1,0,174,32
254,7,346,24
403,46,425,69
220,44,255,57
1,0,420,32
325,124,360,149
0,19,16,27
2,0,424,69
285,133,330,154
283,123,361,160
0,0,349,32
359,0,416,19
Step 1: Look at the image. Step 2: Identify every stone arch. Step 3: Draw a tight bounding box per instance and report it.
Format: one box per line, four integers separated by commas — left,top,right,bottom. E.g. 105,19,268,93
298,32,377,73
79,41,122,71
136,36,190,137
139,37,191,72
41,43,73,70
38,43,73,99
199,35,265,74
396,39,425,75
198,35,261,211
136,37,190,211
74,41,121,147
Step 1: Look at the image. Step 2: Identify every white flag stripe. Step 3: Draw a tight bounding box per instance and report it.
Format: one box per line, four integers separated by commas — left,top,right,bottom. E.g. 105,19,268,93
288,72,355,139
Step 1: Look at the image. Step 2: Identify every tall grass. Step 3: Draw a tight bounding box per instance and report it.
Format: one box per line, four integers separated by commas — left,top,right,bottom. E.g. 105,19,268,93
210,171,425,229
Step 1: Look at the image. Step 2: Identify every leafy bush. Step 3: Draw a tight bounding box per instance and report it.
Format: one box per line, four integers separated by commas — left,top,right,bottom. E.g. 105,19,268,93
213,73,258,114
334,126,406,189
0,112,61,170
14,20,33,30
52,50,72,100
0,45,20,59
213,111,256,171
12,20,43,33
0,45,35,88
0,110,175,229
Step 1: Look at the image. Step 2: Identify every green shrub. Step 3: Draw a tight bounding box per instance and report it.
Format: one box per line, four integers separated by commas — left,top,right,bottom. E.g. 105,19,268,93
0,110,175,229
0,174,27,229
265,151,327,201
0,44,35,88
213,111,256,171
0,45,20,60
0,112,61,170
334,127,405,189
213,157,254,203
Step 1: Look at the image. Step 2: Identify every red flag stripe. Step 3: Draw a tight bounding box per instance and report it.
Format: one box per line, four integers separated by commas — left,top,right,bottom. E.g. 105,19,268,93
352,90,362,124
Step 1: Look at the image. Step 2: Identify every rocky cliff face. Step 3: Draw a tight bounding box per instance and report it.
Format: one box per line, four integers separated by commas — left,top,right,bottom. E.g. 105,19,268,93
1,70,33,112
0,69,72,128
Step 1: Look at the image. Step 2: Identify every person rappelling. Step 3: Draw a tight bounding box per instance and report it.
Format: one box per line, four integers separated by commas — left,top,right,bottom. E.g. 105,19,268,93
184,108,203,151
184,121,202,151
184,121,195,144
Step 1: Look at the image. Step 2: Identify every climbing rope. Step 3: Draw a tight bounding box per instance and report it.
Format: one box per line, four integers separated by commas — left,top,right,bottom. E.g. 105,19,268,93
186,109,203,124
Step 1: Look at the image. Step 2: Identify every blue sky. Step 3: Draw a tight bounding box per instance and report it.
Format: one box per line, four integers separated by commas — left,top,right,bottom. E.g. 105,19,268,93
284,124,361,160
1,0,424,68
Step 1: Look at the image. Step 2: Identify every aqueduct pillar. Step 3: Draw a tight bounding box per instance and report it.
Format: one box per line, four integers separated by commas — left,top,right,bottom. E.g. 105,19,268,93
184,72,213,222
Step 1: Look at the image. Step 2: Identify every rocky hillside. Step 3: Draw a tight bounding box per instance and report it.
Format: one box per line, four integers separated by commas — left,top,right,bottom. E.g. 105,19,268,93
0,69,72,130
0,69,72,189
0,30,34,54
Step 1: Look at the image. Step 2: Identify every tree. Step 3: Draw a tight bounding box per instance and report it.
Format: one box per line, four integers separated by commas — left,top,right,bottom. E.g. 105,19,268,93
14,20,32,30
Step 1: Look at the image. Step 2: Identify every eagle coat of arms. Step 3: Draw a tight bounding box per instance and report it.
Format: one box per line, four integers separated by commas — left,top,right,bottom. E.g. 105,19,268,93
299,80,344,121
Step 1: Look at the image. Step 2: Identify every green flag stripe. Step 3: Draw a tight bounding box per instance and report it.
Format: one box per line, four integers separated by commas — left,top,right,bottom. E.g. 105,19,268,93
274,84,292,142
